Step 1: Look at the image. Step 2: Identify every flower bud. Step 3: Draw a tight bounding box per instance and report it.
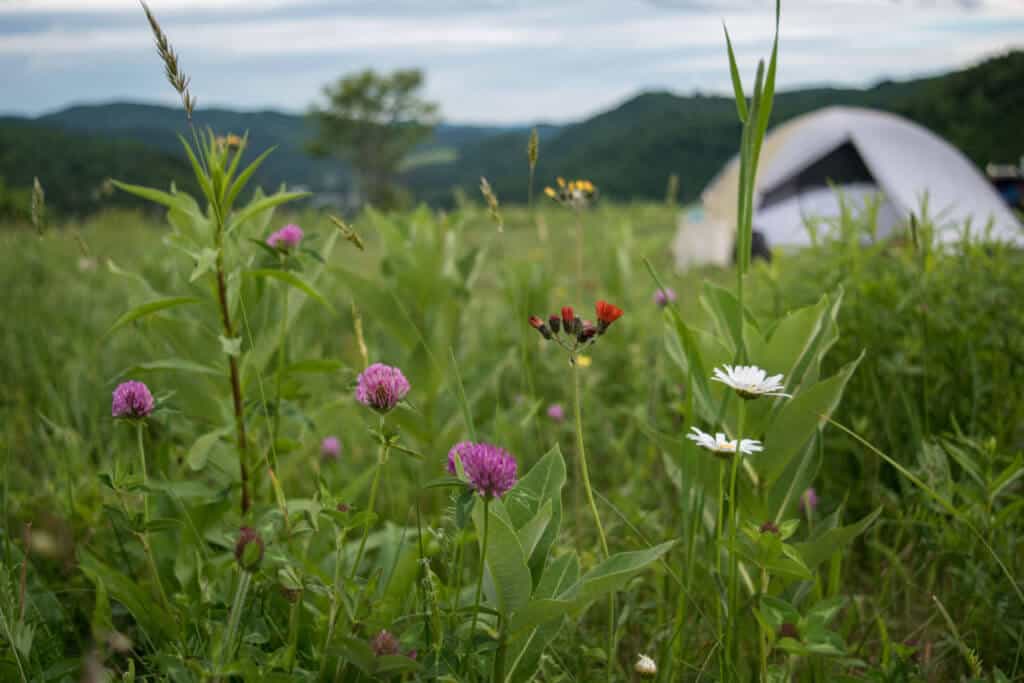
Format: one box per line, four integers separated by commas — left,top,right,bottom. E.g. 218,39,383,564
529,315,552,340
548,314,561,335
635,654,657,677
561,306,574,331
577,320,597,343
234,526,264,572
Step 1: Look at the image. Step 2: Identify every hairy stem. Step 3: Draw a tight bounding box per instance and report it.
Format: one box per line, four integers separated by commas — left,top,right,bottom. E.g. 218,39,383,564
215,259,250,515
470,498,489,641
572,359,614,681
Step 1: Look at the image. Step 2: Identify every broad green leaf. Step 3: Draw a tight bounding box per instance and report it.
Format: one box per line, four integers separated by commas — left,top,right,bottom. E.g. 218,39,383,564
758,353,863,487
111,180,178,209
105,296,203,337
473,499,532,618
245,269,333,311
79,552,177,643
569,541,677,610
794,507,881,570
517,500,553,561
505,446,566,584
113,359,222,380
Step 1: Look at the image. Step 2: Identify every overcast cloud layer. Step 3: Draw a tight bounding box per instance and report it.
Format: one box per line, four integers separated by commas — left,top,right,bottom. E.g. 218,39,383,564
3,0,1023,123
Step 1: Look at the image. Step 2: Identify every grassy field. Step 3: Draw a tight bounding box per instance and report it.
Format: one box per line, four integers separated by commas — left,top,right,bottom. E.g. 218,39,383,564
1,192,1023,682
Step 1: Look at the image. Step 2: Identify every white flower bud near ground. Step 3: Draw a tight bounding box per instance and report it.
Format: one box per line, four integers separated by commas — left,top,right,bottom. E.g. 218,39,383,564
635,653,657,677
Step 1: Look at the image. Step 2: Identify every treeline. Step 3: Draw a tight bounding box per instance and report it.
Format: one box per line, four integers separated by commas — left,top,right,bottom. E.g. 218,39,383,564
0,120,198,219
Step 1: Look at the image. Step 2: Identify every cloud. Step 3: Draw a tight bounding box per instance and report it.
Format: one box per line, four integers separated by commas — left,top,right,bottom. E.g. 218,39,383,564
0,0,1021,122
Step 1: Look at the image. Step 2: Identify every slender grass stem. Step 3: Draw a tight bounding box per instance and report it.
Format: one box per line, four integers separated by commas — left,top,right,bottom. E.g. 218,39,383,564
219,570,253,675
574,210,585,299
0,603,27,683
136,422,149,524
470,498,489,641
715,457,727,679
571,359,614,681
134,422,172,614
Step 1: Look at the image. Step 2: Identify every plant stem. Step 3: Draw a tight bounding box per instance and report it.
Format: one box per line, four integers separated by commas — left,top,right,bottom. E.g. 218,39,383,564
726,402,746,672
716,458,727,679
215,258,250,515
136,422,149,524
493,623,508,683
759,568,769,681
349,416,388,582
219,570,253,675
272,281,288,459
284,591,302,673
470,498,489,641
572,359,614,682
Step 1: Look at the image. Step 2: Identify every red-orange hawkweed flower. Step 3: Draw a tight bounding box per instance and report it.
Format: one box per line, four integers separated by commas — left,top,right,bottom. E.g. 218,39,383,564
595,301,623,332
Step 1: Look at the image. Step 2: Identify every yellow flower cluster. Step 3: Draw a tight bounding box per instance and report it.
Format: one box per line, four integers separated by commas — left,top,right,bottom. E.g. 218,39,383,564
544,177,598,208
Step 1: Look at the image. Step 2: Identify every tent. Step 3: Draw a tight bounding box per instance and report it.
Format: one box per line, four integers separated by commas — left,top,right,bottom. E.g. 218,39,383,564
673,106,1024,269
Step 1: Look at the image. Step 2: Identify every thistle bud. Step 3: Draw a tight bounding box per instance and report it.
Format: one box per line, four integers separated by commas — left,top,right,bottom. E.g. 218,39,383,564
234,526,264,572
529,315,553,340
548,314,561,335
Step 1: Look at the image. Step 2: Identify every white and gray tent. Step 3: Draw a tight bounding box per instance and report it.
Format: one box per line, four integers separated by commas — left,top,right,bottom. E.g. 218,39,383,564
673,106,1023,269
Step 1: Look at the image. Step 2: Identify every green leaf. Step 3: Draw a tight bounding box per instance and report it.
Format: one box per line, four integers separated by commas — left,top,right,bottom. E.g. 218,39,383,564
189,247,220,282
187,429,228,471
111,180,179,209
112,359,222,381
227,190,309,235
568,541,677,610
79,552,177,643
759,353,863,487
245,269,334,311
225,146,276,212
219,335,243,357
723,23,748,123
473,499,533,618
794,507,881,570
105,296,203,337
505,446,567,584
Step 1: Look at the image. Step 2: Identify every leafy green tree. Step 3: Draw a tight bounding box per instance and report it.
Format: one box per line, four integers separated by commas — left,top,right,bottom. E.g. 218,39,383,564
308,69,439,208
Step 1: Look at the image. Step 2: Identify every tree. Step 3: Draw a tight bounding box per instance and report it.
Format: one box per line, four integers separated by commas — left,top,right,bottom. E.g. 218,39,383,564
308,69,439,208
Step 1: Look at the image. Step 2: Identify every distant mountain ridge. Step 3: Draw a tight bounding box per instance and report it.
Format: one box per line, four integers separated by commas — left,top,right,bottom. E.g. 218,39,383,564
2,50,1020,214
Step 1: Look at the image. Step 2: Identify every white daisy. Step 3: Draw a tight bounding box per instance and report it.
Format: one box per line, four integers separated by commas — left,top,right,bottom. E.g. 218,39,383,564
634,654,658,677
711,364,791,399
687,427,763,456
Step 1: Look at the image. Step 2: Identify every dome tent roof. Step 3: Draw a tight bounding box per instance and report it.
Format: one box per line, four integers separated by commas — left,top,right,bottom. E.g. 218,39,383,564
678,106,1023,268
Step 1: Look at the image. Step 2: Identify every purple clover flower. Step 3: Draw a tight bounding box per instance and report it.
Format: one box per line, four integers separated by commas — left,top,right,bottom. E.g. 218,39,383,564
266,224,304,250
371,630,400,657
446,441,517,499
111,380,154,419
447,441,474,475
654,287,677,307
547,403,565,422
321,436,341,460
355,363,410,413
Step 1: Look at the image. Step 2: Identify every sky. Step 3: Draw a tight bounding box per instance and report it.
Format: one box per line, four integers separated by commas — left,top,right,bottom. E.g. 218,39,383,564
2,0,1023,125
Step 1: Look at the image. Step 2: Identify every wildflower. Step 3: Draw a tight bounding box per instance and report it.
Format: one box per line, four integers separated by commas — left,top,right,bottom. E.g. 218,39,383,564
234,526,264,572
561,306,575,332
654,287,676,307
321,436,341,460
686,426,763,457
576,354,592,368
635,654,657,677
447,441,517,499
529,315,553,340
355,363,410,414
547,403,565,422
336,503,351,513
779,623,800,641
266,223,304,250
544,177,598,208
111,380,154,419
711,364,791,399
801,488,819,514
371,629,400,657
446,441,474,475
548,314,561,335
759,521,781,535
595,300,623,333
577,320,598,343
